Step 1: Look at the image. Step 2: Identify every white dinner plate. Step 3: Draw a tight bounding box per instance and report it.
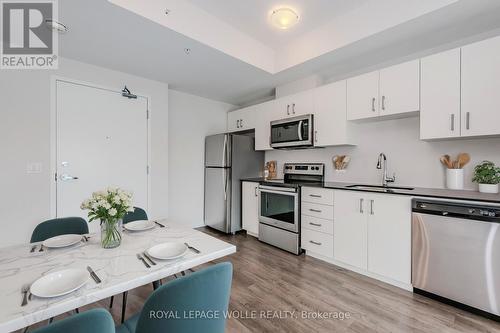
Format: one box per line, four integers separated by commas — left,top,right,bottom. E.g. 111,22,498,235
147,242,188,260
42,234,83,248
30,268,89,298
124,220,156,232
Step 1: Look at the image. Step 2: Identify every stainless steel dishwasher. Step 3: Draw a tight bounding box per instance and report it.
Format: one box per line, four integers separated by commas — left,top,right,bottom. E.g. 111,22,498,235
412,198,500,319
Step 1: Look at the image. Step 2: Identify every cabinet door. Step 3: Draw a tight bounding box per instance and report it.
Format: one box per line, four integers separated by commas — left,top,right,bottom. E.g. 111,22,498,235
227,106,256,132
242,182,259,236
314,80,353,146
379,60,420,116
420,49,461,140
333,191,368,269
255,101,277,151
461,36,500,137
366,194,411,284
347,71,379,120
276,90,314,118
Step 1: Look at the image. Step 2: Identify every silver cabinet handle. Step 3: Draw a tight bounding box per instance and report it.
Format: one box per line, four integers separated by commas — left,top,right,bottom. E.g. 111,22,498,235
450,114,455,131
314,130,318,143
240,119,243,128
255,187,258,197
370,200,374,215
309,222,322,227
359,198,364,214
309,194,322,198
371,98,376,112
287,104,290,115
60,174,79,181
309,240,322,246
292,103,296,114
466,112,470,130
309,209,322,213
236,119,240,128
381,96,386,111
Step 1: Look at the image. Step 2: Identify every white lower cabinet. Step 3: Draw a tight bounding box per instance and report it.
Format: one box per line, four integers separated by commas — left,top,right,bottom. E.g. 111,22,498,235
302,229,334,258
333,190,411,286
242,181,259,236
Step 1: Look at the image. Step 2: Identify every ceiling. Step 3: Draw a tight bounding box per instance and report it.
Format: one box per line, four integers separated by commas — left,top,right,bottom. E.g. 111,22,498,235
185,0,369,47
53,0,500,106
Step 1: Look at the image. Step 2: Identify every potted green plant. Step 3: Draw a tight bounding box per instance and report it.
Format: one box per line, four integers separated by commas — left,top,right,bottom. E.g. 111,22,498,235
472,161,500,194
81,187,134,248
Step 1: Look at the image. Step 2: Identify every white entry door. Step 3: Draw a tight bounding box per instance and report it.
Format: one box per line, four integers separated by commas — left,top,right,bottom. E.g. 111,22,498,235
56,80,149,229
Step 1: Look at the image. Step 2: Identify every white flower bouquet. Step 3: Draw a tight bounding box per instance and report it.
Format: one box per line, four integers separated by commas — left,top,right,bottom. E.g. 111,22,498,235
81,187,134,248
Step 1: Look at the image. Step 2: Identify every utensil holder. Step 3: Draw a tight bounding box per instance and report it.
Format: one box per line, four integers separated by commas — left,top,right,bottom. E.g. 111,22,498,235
446,169,464,190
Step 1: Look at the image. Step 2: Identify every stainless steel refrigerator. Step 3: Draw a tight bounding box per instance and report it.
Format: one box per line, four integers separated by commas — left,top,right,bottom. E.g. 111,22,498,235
204,133,264,233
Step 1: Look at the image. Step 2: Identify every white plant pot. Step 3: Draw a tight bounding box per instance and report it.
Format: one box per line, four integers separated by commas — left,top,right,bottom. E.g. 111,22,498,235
478,183,499,194
446,169,464,190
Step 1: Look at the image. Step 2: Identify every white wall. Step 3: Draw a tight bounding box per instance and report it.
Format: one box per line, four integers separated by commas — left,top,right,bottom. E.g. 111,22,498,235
0,58,169,247
168,90,232,228
266,117,500,190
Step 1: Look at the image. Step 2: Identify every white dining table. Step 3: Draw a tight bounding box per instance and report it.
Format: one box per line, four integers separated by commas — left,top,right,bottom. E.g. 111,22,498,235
0,220,236,333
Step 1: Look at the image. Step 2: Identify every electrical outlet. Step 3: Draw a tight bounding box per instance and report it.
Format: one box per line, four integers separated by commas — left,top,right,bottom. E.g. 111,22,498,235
27,162,42,174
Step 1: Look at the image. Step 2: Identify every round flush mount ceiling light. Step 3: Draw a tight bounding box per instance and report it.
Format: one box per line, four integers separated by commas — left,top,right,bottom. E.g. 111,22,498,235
270,8,299,30
45,19,68,33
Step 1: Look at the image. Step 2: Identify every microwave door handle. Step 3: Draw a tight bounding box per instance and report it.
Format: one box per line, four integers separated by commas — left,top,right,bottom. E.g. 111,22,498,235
297,120,303,141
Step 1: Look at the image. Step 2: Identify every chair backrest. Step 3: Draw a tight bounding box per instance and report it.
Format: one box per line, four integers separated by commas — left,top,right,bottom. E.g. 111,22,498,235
135,262,233,333
31,308,114,333
30,217,89,243
123,207,148,224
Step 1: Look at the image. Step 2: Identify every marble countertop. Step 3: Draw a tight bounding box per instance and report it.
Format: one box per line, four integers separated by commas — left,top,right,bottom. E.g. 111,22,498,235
0,220,236,333
241,178,500,204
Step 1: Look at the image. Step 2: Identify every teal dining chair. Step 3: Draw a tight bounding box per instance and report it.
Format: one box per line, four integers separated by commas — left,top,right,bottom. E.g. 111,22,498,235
30,308,114,333
123,207,148,224
116,262,233,333
30,217,89,243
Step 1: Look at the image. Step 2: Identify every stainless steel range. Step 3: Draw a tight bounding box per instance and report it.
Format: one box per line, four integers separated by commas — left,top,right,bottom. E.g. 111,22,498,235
258,163,324,255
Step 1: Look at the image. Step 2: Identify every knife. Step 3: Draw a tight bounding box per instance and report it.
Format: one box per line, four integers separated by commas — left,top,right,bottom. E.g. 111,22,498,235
86,266,102,284
154,221,165,228
184,242,201,254
142,252,156,266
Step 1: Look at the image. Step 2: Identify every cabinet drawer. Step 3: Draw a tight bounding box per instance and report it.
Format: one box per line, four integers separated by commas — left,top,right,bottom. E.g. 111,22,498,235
302,229,334,258
302,187,334,205
301,202,334,220
302,215,333,235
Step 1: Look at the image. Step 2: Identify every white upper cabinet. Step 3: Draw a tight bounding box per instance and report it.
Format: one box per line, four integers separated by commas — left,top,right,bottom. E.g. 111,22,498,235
379,60,420,117
347,60,420,121
276,90,314,118
313,80,355,147
254,100,278,151
347,71,380,120
227,106,256,132
420,48,461,140
461,35,500,137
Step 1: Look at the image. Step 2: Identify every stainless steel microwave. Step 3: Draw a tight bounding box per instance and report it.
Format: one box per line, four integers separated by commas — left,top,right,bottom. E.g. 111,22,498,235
270,114,314,149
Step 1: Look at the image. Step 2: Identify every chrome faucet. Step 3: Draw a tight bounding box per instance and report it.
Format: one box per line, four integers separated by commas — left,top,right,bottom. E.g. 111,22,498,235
377,153,396,187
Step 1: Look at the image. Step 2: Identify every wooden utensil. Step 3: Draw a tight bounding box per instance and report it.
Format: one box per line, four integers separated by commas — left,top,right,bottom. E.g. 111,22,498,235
457,153,470,168
441,155,453,169
341,156,351,169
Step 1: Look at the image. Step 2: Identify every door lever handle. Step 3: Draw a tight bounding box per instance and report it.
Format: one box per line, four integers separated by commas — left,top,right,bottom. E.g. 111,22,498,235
60,174,79,181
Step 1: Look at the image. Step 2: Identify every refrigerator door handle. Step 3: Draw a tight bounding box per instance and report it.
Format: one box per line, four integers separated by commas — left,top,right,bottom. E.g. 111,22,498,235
222,134,227,167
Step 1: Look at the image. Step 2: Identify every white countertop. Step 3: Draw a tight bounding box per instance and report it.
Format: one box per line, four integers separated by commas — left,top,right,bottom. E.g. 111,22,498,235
0,220,236,333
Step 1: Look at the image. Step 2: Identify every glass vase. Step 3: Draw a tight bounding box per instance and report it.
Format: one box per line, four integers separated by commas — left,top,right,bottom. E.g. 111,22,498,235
100,218,123,249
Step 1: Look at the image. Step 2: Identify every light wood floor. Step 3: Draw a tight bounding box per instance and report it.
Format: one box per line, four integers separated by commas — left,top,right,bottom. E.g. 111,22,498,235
23,228,500,332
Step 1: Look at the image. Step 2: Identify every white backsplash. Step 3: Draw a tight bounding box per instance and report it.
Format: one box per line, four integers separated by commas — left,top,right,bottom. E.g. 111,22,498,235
265,117,500,190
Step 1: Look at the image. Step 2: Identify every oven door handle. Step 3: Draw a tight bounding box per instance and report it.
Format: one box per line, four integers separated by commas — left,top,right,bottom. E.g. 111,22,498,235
258,186,298,194
297,120,303,141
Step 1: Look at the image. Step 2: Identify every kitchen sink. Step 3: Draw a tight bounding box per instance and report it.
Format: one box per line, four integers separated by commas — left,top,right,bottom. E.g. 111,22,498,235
345,184,415,192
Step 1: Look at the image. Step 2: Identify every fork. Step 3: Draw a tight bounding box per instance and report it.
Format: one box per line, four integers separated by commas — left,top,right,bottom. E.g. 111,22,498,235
136,253,150,268
21,284,30,306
